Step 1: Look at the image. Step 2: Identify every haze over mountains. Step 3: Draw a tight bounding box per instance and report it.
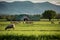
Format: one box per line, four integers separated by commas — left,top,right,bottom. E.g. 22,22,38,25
0,1,60,15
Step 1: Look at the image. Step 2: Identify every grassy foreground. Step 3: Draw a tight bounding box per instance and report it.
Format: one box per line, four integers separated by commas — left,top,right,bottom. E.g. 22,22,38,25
0,35,60,40
0,21,60,40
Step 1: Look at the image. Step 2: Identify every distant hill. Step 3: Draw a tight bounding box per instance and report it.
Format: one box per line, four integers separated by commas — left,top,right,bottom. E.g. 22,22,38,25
0,1,60,15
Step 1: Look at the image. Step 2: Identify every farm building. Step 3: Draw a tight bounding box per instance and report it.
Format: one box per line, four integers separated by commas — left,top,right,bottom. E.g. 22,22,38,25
15,14,40,21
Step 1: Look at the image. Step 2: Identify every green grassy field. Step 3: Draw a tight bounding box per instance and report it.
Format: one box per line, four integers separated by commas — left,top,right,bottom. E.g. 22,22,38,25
0,21,60,40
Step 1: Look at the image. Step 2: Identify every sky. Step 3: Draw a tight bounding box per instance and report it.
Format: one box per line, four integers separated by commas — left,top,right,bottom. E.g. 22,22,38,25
0,0,60,5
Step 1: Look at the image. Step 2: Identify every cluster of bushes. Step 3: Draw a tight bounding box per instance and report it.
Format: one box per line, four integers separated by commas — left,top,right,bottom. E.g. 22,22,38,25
0,35,60,40
0,14,41,21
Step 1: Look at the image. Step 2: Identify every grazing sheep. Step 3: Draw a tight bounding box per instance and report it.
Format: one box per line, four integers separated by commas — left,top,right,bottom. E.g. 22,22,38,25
10,21,20,24
51,21,55,24
59,22,60,24
25,21,33,24
5,24,15,30
22,21,24,24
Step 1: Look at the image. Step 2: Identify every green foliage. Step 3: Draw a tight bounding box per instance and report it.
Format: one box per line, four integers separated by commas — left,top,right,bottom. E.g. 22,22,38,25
56,14,60,19
0,14,41,21
42,10,56,21
30,14,40,21
0,35,60,40
15,14,40,21
6,15,16,21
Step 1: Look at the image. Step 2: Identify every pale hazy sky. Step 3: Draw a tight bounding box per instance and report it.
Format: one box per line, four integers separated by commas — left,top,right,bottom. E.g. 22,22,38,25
0,0,60,5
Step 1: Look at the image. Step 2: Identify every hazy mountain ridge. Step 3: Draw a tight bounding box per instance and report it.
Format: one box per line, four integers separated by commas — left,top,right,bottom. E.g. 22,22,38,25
0,1,60,15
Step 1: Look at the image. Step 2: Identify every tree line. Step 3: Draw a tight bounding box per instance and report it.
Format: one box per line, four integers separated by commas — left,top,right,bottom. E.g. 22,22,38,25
0,10,60,21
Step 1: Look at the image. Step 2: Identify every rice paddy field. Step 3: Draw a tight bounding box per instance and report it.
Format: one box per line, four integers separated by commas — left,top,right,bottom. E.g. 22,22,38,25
0,20,60,40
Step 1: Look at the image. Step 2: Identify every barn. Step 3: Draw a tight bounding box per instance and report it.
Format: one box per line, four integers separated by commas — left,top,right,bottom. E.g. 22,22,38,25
15,14,40,21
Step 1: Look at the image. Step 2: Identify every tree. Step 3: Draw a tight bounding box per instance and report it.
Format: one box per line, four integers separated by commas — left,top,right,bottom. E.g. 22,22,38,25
55,14,60,21
42,10,56,21
6,15,15,21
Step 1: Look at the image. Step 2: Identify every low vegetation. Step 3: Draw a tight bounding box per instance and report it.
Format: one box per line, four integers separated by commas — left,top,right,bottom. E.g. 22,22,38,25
0,35,60,40
0,20,60,40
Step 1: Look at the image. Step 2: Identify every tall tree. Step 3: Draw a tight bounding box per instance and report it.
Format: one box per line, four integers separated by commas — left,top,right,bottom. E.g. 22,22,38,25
42,10,56,21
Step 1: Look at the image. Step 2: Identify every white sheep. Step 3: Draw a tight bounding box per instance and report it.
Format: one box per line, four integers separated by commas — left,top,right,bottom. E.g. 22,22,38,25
5,24,15,30
25,21,33,24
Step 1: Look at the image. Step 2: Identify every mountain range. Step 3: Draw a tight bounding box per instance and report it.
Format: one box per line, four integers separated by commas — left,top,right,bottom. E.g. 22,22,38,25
0,1,60,15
